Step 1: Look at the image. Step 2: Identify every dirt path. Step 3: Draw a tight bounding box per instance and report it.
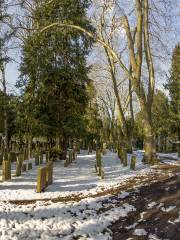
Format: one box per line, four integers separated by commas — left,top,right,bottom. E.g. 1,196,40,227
109,165,180,240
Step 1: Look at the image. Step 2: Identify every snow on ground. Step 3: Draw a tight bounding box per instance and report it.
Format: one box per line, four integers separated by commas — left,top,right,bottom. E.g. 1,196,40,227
161,205,176,212
0,150,179,239
133,228,147,236
0,151,152,201
174,211,180,223
157,152,179,160
0,196,136,240
147,201,157,209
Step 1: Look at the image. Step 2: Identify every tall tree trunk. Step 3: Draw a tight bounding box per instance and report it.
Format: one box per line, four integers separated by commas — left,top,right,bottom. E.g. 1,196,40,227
143,109,156,164
1,66,8,150
129,77,134,152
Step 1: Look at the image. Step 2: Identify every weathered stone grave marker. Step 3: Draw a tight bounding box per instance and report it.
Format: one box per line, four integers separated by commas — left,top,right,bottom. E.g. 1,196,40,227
130,155,136,170
37,167,47,193
46,161,53,186
2,159,11,181
16,154,23,176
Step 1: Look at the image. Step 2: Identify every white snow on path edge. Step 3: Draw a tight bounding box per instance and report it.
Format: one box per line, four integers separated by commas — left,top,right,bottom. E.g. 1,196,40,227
0,151,152,201
0,195,136,240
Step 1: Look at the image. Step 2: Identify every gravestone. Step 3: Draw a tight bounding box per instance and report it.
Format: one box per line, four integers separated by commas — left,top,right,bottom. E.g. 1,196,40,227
28,162,32,170
2,160,11,181
22,163,27,172
46,161,53,186
16,154,23,176
37,167,47,193
130,155,136,170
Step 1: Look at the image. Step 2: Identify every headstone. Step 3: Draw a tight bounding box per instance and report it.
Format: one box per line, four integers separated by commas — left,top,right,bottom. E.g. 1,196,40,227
69,150,73,163
46,151,50,163
35,154,39,166
102,143,107,155
23,148,27,161
46,161,53,186
39,153,43,164
28,162,32,170
101,169,105,179
8,151,17,163
37,167,47,193
117,147,123,164
2,160,11,181
16,154,23,176
72,150,76,160
22,164,27,172
122,148,127,167
130,155,136,170
88,145,92,154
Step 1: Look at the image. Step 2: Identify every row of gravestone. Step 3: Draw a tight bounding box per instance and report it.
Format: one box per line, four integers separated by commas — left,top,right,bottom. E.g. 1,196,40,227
117,147,136,170
1,148,79,193
1,152,53,193
95,148,137,180
1,151,50,181
64,149,77,167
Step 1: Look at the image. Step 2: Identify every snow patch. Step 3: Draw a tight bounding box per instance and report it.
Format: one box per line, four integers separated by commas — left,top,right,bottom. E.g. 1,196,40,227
133,228,147,236
161,205,176,212
0,198,136,239
149,234,161,240
147,201,157,209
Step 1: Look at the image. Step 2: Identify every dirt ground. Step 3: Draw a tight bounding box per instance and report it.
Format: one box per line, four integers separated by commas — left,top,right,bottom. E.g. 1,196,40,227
108,163,180,240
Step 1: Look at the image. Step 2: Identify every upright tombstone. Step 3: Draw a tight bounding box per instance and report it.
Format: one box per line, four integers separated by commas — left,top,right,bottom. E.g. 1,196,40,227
69,150,73,163
2,159,11,181
8,151,17,163
46,161,53,186
96,149,104,179
122,148,128,167
72,149,76,161
23,148,27,161
64,150,73,167
16,154,23,176
130,155,136,170
37,167,47,193
46,151,50,163
102,143,107,155
117,147,123,163
88,145,92,154
22,163,27,172
35,154,39,166
39,153,43,164
12,142,16,152
28,162,32,170
101,169,105,179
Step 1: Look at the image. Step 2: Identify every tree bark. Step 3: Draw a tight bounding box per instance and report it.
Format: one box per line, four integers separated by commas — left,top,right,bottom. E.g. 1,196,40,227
143,109,156,164
1,66,8,150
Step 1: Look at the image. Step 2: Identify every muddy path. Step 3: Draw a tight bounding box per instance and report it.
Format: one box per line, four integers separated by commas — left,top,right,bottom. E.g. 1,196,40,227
109,168,180,239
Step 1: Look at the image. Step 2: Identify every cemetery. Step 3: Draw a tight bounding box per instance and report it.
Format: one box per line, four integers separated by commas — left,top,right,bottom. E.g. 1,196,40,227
0,0,179,239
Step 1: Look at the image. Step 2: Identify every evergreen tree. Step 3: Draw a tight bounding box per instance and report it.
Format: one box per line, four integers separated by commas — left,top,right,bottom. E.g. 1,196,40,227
18,0,93,149
165,44,180,140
